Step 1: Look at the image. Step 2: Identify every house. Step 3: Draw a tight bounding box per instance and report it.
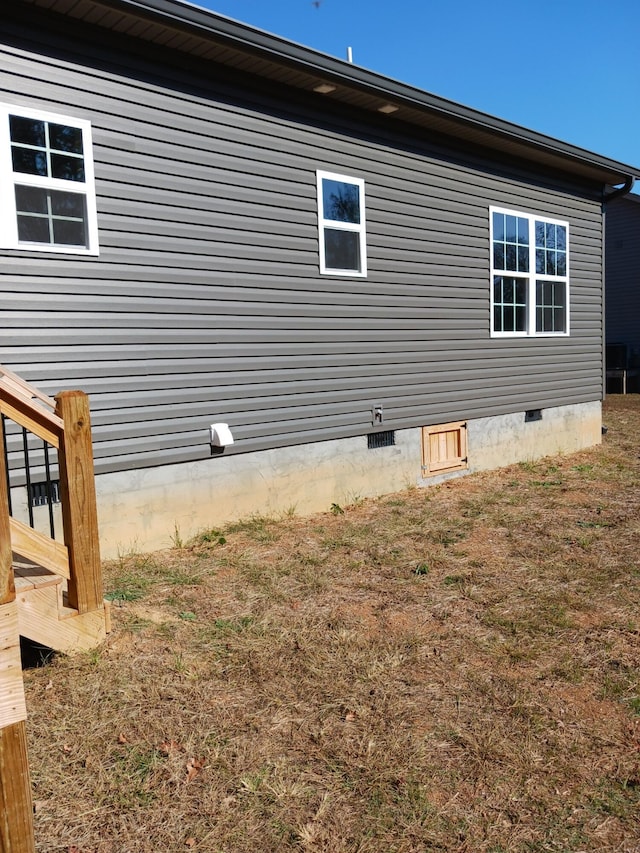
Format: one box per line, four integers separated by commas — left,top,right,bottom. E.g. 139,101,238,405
1,0,638,557
605,193,640,392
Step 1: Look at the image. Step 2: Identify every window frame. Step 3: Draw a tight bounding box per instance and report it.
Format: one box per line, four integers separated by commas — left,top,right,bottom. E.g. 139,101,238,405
490,206,569,338
316,169,367,277
0,103,99,255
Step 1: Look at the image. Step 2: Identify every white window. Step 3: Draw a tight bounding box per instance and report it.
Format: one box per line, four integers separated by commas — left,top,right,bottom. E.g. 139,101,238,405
490,207,569,336
0,104,98,254
316,170,366,276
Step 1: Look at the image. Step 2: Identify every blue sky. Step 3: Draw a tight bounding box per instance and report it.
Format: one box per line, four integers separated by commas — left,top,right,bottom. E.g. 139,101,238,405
195,0,640,180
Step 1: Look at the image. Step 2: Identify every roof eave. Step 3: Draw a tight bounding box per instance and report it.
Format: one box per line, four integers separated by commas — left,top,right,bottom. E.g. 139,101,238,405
15,0,640,187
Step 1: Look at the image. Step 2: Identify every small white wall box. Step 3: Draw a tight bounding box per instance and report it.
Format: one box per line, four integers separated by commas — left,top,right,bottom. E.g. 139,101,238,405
209,423,234,447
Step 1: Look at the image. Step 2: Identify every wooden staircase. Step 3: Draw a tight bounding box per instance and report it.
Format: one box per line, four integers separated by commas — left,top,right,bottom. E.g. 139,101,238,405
1,366,110,654
0,365,111,850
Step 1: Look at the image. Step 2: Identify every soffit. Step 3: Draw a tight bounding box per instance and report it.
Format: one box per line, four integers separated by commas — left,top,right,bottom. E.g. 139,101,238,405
15,0,640,187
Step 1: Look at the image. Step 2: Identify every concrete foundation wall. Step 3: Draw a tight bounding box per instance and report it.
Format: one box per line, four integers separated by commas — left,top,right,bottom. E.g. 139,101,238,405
85,400,601,558
467,400,602,474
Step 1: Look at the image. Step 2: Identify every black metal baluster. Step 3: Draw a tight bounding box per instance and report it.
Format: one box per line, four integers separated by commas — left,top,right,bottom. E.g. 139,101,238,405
43,440,55,539
22,426,34,528
2,414,12,516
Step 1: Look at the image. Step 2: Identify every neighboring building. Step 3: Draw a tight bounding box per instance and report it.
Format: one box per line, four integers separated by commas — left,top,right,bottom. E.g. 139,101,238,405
1,0,638,556
605,193,640,393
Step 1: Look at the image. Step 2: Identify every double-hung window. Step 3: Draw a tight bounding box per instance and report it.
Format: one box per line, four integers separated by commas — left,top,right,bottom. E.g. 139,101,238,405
0,104,98,254
317,170,366,276
490,207,569,336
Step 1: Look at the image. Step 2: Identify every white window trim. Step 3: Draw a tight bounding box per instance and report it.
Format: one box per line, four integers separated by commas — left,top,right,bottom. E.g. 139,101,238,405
0,103,99,255
490,205,570,338
316,170,367,277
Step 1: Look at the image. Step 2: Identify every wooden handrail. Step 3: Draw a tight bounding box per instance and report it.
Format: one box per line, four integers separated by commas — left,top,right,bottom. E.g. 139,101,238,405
0,365,56,411
0,368,63,449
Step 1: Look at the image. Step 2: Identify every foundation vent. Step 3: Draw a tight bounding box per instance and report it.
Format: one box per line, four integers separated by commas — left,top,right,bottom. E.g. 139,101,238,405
367,430,395,449
28,480,61,507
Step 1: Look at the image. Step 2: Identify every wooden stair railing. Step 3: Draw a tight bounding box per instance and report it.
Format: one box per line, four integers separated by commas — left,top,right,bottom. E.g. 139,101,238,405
0,365,103,618
0,365,110,849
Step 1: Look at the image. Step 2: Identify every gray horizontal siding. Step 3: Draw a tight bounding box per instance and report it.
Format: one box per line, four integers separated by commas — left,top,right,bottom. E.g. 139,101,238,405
4,343,602,382
0,19,605,476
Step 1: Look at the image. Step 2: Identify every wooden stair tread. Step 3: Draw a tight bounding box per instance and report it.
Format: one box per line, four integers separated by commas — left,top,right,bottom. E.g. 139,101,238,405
13,556,111,652
13,559,63,592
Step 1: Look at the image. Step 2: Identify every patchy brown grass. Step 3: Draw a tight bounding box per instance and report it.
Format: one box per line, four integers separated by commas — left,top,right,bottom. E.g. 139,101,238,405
25,396,640,852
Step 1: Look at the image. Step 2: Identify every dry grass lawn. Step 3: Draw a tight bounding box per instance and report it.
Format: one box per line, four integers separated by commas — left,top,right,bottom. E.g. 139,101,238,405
24,396,640,852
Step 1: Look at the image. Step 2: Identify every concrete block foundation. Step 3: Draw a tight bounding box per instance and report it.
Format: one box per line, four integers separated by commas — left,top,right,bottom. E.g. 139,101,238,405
88,400,601,558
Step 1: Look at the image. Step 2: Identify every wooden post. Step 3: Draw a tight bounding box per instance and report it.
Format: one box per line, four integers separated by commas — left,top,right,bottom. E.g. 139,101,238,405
0,415,35,852
0,723,34,853
55,392,102,614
